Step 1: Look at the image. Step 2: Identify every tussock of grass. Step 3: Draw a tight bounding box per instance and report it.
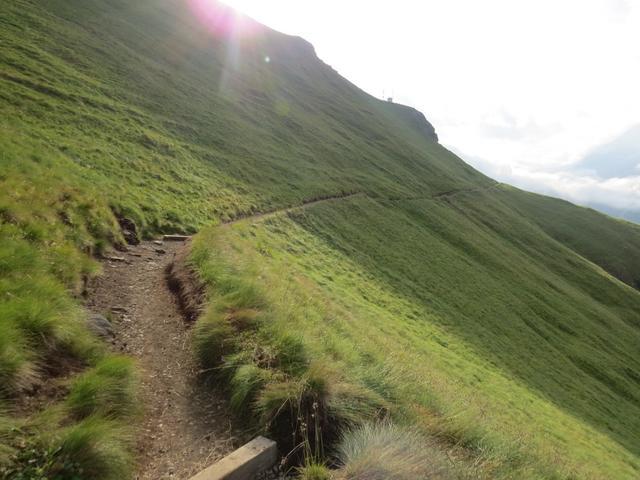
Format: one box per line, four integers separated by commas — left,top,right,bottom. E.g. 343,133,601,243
1,407,134,479
194,310,238,369
298,462,332,480
336,422,459,480
0,321,35,394
228,363,276,412
191,231,388,457
0,253,102,393
56,416,133,480
67,357,138,420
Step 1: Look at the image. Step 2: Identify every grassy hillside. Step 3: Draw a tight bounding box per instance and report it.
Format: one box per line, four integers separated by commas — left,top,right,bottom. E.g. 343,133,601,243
191,192,640,479
2,0,640,478
500,186,640,289
2,0,485,230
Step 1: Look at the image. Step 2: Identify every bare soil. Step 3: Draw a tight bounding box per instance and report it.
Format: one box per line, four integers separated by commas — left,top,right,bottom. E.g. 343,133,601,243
86,241,247,480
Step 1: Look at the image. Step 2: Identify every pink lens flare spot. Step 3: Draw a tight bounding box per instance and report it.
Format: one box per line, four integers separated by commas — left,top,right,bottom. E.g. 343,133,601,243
187,0,258,38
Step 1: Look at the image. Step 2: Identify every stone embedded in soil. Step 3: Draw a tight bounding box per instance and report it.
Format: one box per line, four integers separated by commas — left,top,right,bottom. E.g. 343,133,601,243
86,313,115,339
104,255,127,262
117,217,140,246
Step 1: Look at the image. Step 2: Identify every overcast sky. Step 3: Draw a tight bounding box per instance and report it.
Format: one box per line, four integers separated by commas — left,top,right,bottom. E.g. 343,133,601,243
222,0,640,214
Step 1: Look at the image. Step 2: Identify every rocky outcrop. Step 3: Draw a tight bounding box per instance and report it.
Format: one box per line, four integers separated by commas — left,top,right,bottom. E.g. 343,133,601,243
117,216,140,245
387,103,439,143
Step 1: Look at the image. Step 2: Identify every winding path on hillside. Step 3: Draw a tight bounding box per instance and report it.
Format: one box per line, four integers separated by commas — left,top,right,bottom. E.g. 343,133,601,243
225,191,365,225
84,194,370,478
226,184,500,225
83,185,496,478
86,242,245,480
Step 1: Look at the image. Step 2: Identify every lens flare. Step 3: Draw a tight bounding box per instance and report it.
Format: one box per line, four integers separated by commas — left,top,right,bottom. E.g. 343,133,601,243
187,0,258,38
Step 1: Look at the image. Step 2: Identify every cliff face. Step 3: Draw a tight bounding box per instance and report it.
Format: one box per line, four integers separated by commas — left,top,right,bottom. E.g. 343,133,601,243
387,102,439,142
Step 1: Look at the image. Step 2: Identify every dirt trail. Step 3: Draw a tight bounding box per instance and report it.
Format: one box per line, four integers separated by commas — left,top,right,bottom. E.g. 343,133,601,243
225,191,364,225
82,186,498,478
86,241,245,480
227,185,500,227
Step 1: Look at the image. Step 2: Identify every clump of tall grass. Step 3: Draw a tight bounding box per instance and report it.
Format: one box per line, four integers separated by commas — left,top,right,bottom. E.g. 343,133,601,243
67,356,138,420
0,216,105,393
297,462,332,480
0,321,35,394
191,229,389,461
0,161,135,479
0,408,133,480
335,422,458,480
54,416,133,480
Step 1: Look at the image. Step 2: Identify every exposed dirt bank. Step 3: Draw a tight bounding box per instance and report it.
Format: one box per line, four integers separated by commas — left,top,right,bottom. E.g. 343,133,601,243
86,241,246,479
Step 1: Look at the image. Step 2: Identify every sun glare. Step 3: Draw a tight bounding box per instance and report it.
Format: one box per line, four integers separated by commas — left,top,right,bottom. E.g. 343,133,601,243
187,0,259,38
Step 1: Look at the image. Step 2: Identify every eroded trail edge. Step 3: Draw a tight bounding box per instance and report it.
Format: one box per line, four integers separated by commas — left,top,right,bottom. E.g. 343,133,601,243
86,241,243,480
83,186,496,478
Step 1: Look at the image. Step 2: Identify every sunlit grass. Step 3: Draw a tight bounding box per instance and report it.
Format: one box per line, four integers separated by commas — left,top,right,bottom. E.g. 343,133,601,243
67,356,138,420
336,422,462,480
190,203,640,479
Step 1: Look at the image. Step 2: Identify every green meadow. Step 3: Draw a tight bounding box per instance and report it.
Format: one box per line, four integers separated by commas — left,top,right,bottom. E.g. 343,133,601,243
2,0,640,478
190,191,640,479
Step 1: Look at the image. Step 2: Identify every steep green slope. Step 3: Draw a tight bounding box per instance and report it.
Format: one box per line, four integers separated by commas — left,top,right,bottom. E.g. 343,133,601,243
190,189,640,479
2,0,485,230
500,186,640,289
2,0,640,479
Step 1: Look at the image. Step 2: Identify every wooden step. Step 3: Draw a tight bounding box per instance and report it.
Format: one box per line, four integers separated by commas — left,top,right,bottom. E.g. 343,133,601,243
189,437,277,480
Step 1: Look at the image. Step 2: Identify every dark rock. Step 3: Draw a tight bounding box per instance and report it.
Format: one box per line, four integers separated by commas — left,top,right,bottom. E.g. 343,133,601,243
114,243,130,253
117,217,140,245
87,313,114,339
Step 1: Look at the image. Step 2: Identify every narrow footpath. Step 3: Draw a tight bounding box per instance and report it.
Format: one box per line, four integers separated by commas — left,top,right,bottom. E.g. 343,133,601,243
86,241,243,480
81,186,496,478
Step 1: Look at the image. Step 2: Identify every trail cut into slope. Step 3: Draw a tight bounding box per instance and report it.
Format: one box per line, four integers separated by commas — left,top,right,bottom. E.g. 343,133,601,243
86,241,246,479
81,193,396,478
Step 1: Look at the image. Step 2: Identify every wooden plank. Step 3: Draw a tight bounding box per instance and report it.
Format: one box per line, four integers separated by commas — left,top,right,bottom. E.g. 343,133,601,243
189,437,277,480
163,234,191,242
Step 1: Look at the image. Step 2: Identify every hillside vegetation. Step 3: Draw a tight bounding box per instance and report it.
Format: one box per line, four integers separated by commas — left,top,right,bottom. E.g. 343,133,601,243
2,0,640,478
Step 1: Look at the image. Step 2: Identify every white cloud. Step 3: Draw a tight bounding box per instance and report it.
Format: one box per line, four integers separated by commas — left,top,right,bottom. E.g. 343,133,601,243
458,149,640,213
